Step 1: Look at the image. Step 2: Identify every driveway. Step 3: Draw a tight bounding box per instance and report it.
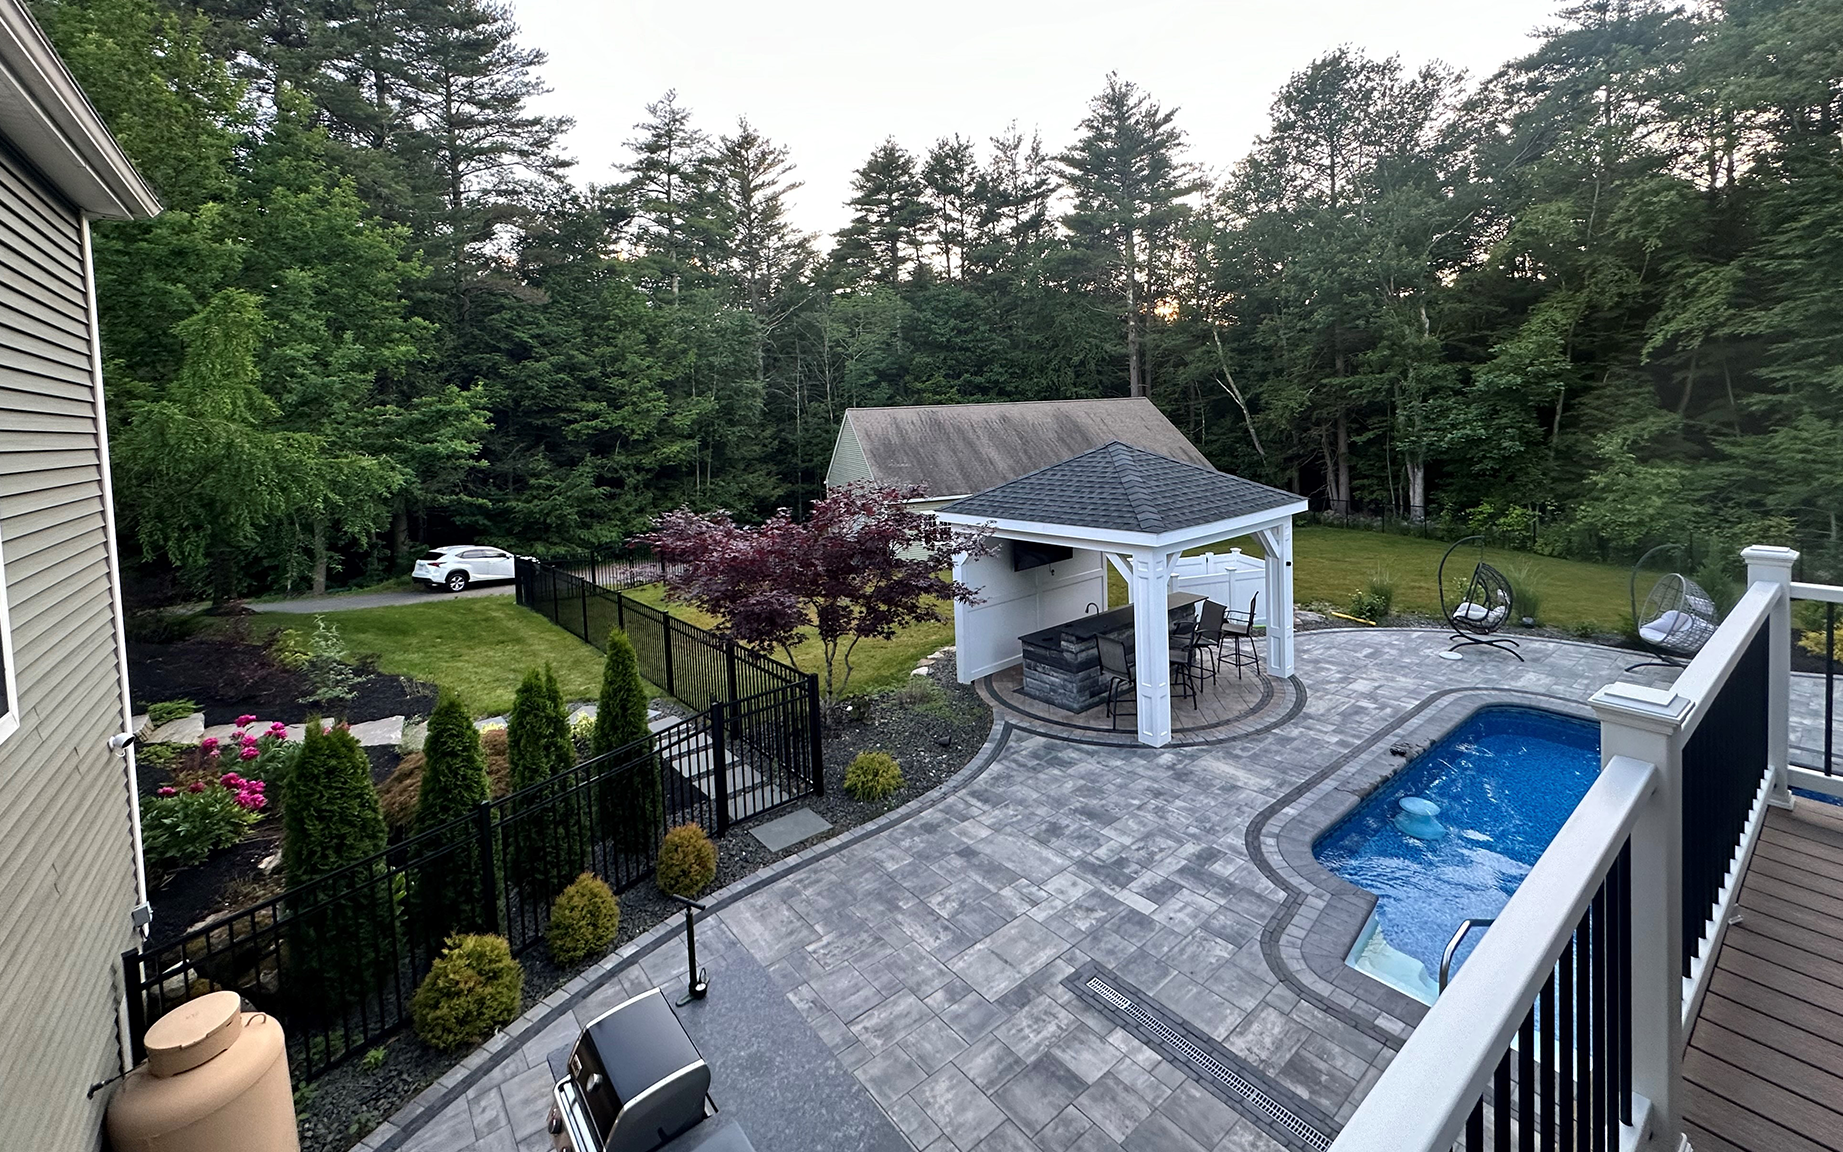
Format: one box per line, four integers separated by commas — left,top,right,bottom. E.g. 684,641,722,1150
253,584,513,614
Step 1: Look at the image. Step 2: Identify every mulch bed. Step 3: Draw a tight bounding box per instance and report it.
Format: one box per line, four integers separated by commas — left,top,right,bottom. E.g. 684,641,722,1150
298,656,994,1152
129,631,436,728
133,631,431,955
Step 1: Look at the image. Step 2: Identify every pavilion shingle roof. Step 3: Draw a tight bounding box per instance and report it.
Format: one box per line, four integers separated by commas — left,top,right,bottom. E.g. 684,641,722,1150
940,441,1301,535
836,398,1212,497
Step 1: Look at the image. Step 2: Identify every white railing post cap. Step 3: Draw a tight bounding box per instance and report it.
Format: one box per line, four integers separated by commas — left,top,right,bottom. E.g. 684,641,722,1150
1590,682,1690,732
1739,544,1798,572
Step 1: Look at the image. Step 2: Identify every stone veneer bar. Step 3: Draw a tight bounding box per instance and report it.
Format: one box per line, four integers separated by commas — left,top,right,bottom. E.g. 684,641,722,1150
1018,592,1203,712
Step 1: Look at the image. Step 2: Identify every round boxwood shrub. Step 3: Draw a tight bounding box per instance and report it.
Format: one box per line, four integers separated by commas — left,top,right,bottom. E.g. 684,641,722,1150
410,934,523,1051
656,824,717,898
844,751,905,802
548,873,621,966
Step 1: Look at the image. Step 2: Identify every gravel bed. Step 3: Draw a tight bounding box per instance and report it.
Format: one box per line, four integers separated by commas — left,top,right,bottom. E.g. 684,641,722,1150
300,654,992,1152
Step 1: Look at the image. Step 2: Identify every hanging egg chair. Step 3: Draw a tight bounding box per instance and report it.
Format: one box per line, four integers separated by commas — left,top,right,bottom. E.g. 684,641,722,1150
1438,535,1523,661
1627,544,1721,672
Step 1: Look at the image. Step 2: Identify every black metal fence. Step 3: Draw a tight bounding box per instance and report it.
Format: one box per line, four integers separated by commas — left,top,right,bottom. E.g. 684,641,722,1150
517,558,811,713
1810,599,1836,777
1679,622,1770,976
123,678,824,1081
1459,842,1633,1152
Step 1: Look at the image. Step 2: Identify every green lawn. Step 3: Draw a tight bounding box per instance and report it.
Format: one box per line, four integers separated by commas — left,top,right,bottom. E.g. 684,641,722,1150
254,597,607,717
621,583,955,698
1105,526,1635,632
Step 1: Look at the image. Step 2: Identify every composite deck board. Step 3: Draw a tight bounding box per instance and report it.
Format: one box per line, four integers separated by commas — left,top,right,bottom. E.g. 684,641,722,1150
1724,927,1843,992
1686,802,1843,1151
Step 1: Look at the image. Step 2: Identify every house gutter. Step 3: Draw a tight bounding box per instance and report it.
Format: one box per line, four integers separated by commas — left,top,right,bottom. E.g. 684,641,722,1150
82,216,149,1072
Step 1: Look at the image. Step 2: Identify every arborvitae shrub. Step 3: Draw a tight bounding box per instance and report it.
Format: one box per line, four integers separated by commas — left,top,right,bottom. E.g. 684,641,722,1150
843,751,904,801
656,824,717,898
592,629,662,856
547,873,620,966
505,668,584,897
410,934,522,1050
409,695,492,938
281,722,391,1007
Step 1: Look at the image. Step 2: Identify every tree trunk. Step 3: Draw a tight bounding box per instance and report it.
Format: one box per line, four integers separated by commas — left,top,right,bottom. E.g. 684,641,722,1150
312,520,330,596
1125,231,1143,397
392,503,410,570
1336,407,1351,512
1406,456,1426,523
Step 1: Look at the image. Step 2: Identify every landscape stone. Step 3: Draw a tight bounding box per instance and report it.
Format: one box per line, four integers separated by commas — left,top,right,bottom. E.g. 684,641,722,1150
346,715,405,747
749,807,833,853
147,712,205,745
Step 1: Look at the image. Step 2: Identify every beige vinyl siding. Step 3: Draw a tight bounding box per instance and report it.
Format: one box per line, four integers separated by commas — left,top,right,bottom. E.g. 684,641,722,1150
0,142,136,1152
825,413,873,488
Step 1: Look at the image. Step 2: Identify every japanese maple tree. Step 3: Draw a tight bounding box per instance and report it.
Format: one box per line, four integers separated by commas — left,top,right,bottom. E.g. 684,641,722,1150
634,483,989,702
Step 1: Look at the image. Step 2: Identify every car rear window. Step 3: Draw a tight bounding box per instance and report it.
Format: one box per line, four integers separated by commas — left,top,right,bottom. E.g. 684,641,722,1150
421,551,446,561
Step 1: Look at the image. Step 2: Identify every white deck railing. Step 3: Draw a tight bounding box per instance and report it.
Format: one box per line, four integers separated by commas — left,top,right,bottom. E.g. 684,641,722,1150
1330,546,1805,1152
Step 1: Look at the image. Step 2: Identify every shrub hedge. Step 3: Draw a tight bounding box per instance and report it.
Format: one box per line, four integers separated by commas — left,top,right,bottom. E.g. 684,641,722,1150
410,934,523,1051
548,873,620,966
657,824,717,898
844,751,904,802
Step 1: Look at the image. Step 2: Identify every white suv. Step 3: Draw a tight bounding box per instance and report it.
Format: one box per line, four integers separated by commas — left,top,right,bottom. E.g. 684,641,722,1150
413,545,517,593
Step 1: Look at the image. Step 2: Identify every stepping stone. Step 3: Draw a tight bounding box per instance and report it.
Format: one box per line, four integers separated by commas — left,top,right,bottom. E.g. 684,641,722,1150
568,703,598,723
648,714,681,733
281,719,336,742
748,807,831,853
147,712,205,745
131,713,150,738
346,716,405,748
475,715,507,731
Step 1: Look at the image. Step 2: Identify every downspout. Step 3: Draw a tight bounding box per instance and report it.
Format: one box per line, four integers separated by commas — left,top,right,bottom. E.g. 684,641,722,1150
83,216,149,1074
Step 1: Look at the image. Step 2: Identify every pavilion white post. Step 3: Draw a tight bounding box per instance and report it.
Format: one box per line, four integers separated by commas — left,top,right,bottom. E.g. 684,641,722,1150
951,550,975,685
1129,549,1174,747
1256,519,1296,678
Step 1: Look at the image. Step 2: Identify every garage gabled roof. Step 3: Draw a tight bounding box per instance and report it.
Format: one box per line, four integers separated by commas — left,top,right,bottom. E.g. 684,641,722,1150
940,441,1300,535
828,398,1212,498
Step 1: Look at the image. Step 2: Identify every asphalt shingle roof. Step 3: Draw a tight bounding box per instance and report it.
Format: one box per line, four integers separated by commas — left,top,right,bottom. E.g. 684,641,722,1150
835,398,1213,497
939,441,1301,535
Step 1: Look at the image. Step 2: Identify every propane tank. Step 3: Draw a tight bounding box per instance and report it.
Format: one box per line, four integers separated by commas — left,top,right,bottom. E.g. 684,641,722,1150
107,991,298,1152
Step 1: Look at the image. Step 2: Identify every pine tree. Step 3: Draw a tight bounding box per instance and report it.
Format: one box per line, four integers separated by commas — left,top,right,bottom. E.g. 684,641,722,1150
832,139,931,286
281,721,392,1006
622,90,713,300
410,694,492,937
922,135,976,281
505,667,584,896
407,0,573,328
1059,74,1201,398
592,629,663,857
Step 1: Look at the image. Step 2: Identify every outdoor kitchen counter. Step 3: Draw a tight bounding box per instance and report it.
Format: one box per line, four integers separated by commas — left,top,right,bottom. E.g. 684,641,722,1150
1018,592,1204,712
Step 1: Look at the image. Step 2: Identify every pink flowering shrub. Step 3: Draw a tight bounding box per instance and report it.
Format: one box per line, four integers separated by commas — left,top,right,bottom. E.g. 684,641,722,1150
199,716,299,786
141,777,262,869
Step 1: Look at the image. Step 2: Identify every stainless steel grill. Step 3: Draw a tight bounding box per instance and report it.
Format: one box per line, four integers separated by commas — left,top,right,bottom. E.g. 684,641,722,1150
549,988,714,1152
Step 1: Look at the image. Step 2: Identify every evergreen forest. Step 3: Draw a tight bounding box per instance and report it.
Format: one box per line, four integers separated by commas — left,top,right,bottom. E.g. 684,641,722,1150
35,0,1843,598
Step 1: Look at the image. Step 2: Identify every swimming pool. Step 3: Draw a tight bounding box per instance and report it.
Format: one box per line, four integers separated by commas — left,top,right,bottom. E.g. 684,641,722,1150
1314,706,1602,1004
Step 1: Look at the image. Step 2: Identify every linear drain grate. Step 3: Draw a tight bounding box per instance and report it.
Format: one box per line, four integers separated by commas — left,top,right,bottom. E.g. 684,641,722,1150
1068,964,1335,1152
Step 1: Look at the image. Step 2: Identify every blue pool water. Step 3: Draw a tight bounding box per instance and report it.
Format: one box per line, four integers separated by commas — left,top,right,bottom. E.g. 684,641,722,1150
1314,706,1602,1003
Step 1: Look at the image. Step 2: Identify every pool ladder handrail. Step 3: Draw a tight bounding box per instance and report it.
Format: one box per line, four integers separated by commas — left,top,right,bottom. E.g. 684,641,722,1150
1438,918,1496,992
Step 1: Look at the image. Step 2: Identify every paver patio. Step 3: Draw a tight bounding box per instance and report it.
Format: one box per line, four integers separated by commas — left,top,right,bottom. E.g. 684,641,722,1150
365,627,1835,1152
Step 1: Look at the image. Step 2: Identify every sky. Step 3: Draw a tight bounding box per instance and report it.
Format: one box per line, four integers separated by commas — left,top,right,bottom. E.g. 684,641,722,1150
512,0,1562,241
